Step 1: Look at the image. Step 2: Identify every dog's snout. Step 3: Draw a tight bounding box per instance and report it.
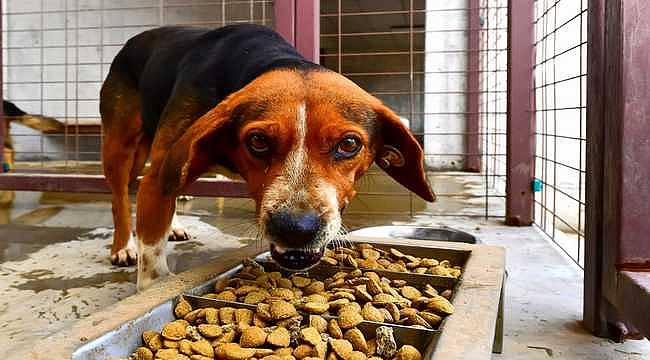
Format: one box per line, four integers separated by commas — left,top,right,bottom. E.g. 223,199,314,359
267,209,323,246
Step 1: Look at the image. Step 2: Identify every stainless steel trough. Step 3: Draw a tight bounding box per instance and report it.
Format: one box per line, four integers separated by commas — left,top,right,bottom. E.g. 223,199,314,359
24,236,505,360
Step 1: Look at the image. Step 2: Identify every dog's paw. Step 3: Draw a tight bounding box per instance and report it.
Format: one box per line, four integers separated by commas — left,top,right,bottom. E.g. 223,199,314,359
168,227,190,241
168,213,190,241
110,235,137,266
177,195,194,201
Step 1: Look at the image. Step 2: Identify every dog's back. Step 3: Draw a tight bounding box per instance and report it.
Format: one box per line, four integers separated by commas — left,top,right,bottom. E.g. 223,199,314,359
107,24,317,137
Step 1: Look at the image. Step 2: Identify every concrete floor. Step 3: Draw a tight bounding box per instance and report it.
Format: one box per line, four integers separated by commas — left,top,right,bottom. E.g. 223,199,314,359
0,184,649,358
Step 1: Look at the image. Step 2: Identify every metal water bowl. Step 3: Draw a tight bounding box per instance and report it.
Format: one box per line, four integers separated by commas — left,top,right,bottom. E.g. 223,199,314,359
348,226,479,244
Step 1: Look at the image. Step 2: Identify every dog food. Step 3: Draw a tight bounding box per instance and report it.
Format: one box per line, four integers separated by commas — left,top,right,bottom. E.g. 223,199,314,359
202,259,454,329
321,244,462,279
130,298,422,360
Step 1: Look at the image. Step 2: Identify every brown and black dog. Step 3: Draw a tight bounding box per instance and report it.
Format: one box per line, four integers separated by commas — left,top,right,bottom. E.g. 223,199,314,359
100,24,435,290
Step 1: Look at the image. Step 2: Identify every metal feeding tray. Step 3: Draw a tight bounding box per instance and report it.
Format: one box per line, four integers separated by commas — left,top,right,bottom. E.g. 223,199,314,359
54,237,504,360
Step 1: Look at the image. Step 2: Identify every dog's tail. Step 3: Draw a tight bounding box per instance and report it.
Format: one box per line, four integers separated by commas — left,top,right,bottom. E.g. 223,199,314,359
3,100,63,133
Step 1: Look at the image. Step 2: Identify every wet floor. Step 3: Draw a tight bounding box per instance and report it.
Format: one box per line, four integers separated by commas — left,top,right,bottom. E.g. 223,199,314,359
0,171,648,358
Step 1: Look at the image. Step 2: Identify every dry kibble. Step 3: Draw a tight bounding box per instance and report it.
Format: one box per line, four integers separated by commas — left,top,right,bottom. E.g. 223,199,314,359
275,348,294,356
394,345,422,360
330,339,354,358
204,308,219,324
309,315,328,333
427,295,455,315
400,286,422,301
216,343,257,360
338,310,364,329
293,344,315,359
301,327,322,346
197,324,222,338
143,331,163,352
155,349,180,360
178,339,192,355
174,297,192,318
271,287,296,300
245,291,269,304
321,256,338,265
219,307,236,325
348,351,368,360
441,289,453,299
291,275,312,288
162,321,187,341
216,290,237,302
270,300,299,320
344,328,368,353
267,326,291,347
163,339,179,349
278,278,294,288
235,308,254,326
190,355,213,360
328,319,343,339
361,303,384,323
420,312,443,327
240,326,267,347
190,339,214,357
304,281,325,295
132,347,153,360
303,302,329,314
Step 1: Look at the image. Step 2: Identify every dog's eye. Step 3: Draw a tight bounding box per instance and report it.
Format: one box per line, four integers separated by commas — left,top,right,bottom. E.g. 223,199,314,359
247,134,270,156
334,136,362,159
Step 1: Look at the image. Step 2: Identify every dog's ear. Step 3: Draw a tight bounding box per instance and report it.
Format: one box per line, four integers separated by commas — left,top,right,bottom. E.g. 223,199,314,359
159,94,241,196
373,103,436,202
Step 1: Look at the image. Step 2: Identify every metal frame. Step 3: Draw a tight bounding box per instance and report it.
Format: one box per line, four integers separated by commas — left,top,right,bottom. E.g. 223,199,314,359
584,0,650,340
465,0,481,172
505,0,535,226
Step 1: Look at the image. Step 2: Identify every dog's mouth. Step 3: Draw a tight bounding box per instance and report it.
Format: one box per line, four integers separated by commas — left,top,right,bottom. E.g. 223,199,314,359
270,243,326,271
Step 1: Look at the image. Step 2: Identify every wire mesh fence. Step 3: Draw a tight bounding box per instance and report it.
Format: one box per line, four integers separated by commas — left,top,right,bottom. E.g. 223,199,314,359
533,0,587,267
320,0,508,218
2,0,273,174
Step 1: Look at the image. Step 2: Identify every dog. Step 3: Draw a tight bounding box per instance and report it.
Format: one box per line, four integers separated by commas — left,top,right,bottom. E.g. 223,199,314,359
100,24,436,290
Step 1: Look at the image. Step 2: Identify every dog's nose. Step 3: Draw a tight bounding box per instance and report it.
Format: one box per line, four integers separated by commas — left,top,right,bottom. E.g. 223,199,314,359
267,209,323,246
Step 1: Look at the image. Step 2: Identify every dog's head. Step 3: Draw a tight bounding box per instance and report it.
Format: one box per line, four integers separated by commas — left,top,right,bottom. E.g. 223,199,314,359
161,69,435,270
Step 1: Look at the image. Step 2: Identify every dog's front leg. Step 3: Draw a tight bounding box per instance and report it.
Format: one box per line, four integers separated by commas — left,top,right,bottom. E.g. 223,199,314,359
135,174,175,291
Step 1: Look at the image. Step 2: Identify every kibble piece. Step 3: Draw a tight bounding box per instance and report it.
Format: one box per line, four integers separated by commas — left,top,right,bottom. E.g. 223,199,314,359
394,345,422,360
216,343,257,360
245,291,269,304
301,327,322,346
321,256,338,266
174,297,192,318
309,315,328,333
163,339,180,349
162,321,187,341
278,278,293,288
328,319,343,339
217,329,237,344
420,258,438,267
271,287,296,300
355,286,374,303
185,326,204,342
400,286,422,300
143,331,163,352
348,351,367,360
216,290,237,302
361,248,381,261
203,308,219,324
291,275,312,288
257,303,272,320
338,310,364,329
330,339,354,359
155,349,180,360
420,312,443,327
270,300,299,320
190,356,214,360
190,339,214,357
344,328,368,353
133,347,154,360
361,303,384,323
274,348,294,356
376,326,397,359
197,324,222,338
339,302,362,314
304,281,325,295
293,344,315,359
236,308,254,327
267,326,291,347
255,349,275,357
427,295,455,315
183,308,203,323
239,326,267,347
385,303,400,322
367,339,377,355
178,339,192,355
219,307,236,325
303,302,329,314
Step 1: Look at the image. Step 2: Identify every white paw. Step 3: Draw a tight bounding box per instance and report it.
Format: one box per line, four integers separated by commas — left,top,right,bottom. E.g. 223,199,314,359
137,240,171,291
168,213,190,241
110,233,137,266
177,195,194,201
